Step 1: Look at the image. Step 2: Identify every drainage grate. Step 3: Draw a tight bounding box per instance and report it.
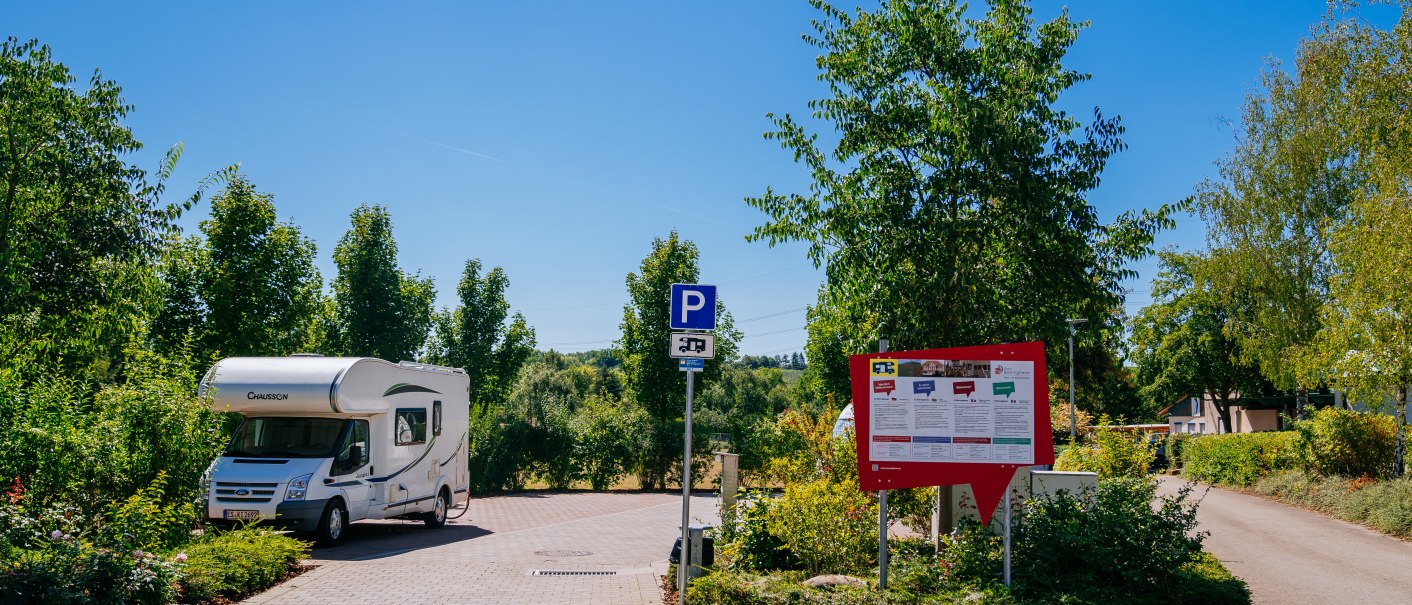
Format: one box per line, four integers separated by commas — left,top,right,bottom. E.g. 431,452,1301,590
530,570,618,576
534,550,592,557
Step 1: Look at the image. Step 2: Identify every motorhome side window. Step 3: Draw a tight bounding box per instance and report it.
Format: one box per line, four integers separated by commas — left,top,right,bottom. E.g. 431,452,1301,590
395,408,427,445
334,420,370,475
433,401,442,436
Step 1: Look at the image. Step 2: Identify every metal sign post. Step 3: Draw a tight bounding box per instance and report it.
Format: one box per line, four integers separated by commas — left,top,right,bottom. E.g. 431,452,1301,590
670,283,715,605
678,366,696,600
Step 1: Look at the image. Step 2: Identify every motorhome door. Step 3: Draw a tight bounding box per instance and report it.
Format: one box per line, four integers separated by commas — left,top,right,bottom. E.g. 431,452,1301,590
332,419,373,519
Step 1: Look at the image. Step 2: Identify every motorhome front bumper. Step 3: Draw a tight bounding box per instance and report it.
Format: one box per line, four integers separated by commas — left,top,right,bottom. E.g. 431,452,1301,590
273,498,329,529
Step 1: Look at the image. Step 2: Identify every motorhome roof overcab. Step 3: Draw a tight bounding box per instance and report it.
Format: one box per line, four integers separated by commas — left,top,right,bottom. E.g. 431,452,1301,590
199,356,471,546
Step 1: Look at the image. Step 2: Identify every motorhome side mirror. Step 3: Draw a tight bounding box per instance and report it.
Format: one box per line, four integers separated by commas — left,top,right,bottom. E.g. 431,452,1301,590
347,445,363,469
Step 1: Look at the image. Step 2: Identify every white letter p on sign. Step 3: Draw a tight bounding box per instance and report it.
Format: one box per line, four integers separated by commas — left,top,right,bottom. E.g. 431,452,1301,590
681,290,705,323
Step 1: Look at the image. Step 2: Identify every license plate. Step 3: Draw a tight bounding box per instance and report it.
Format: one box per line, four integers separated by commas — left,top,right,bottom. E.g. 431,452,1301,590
225,509,262,520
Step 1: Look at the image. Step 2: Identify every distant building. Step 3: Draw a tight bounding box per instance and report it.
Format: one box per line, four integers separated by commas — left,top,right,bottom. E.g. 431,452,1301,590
1160,394,1281,435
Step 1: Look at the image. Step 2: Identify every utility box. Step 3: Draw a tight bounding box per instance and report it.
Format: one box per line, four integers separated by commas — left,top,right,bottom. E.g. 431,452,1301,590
1030,470,1099,500
716,452,739,510
669,525,714,580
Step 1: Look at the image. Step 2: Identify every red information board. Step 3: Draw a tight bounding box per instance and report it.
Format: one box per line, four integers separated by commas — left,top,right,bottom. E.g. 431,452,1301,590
851,341,1053,525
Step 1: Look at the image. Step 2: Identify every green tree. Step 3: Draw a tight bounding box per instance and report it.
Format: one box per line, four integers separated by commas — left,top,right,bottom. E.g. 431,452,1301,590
322,204,435,361
617,232,740,489
1316,170,1412,478
151,176,321,362
1306,6,1412,479
1192,10,1374,417
747,1,1173,402
424,259,536,407
1130,251,1266,431
0,38,222,376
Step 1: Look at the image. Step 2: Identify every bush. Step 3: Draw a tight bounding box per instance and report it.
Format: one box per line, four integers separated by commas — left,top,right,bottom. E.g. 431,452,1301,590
571,396,650,490
766,479,878,575
715,490,799,572
1050,401,1093,444
1180,432,1298,486
1292,407,1396,478
0,353,226,514
0,489,184,605
178,526,308,603
1011,478,1206,603
1165,433,1193,471
467,407,534,492
1054,427,1155,479
686,568,1019,605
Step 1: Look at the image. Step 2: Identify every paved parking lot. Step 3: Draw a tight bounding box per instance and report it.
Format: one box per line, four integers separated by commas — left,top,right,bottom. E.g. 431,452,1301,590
242,492,720,605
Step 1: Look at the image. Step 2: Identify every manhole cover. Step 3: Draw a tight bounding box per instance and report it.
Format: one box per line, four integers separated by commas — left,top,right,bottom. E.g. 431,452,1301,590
535,550,592,557
531,570,617,576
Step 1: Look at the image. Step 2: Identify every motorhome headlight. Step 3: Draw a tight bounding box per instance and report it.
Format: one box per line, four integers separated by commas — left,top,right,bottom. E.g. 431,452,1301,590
286,474,312,501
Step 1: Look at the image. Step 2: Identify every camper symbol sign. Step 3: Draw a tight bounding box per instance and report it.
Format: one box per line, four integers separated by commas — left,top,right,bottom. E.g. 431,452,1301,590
669,332,715,359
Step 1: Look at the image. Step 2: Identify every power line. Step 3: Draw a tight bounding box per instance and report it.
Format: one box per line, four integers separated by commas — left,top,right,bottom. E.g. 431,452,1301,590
736,306,807,323
742,326,808,339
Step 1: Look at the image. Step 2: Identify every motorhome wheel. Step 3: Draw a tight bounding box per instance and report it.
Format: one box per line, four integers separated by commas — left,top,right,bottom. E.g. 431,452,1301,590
424,488,450,528
316,500,347,546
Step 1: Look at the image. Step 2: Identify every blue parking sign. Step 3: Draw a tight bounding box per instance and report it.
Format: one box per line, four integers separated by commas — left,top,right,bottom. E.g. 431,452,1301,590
670,284,717,330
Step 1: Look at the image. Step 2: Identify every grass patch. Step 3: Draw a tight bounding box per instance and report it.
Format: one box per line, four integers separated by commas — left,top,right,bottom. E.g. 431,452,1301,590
1249,471,1412,539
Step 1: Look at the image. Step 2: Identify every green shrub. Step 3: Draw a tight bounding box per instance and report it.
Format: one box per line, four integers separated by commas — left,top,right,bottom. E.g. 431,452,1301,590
1054,427,1155,479
178,526,308,603
686,568,1019,604
571,396,650,490
467,407,534,492
1166,433,1193,470
1011,478,1205,603
716,489,799,572
1293,407,1396,478
0,490,184,605
938,518,1004,586
1180,432,1298,486
766,479,878,575
0,353,225,514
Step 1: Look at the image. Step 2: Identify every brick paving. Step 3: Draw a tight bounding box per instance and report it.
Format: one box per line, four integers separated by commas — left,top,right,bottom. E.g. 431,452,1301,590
242,492,721,605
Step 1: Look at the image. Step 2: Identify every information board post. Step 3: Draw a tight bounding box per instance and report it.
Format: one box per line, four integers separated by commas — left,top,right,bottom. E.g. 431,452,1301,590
877,338,889,590
1003,487,1012,586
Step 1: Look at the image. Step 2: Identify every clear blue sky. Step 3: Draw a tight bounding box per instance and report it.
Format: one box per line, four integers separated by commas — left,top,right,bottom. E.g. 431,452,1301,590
8,1,1401,357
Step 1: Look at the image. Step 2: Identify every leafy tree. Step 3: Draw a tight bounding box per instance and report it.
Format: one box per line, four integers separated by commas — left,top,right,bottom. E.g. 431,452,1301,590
1193,10,1374,417
1315,165,1412,479
1305,8,1412,479
0,38,222,376
617,232,740,489
424,259,536,407
747,1,1173,402
1130,251,1266,431
321,204,434,361
151,176,321,362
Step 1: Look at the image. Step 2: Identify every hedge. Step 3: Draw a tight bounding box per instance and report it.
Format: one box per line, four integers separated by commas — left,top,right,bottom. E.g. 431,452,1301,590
1180,432,1298,486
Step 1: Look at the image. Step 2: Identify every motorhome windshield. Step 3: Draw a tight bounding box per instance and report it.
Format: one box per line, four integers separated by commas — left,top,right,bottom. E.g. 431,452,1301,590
224,417,346,458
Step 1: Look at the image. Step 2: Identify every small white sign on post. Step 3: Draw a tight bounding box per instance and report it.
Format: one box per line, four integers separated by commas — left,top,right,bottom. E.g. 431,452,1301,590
669,332,715,359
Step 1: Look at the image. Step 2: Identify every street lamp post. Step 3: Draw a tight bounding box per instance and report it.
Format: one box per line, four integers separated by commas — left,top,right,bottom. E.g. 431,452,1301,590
1067,318,1087,442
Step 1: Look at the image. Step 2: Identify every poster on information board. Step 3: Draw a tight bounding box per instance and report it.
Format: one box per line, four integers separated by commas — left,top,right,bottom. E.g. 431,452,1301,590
850,341,1053,525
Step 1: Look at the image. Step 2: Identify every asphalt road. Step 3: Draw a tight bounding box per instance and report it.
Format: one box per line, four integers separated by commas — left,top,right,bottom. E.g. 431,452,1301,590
1157,476,1412,605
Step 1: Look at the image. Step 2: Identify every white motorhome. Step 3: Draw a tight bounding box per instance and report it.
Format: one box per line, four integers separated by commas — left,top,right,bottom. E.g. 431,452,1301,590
199,355,470,546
